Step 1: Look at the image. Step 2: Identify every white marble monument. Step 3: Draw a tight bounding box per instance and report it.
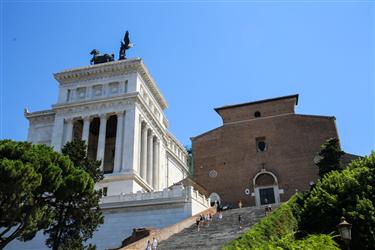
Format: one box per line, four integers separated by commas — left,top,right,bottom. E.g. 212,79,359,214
13,58,210,250
25,58,189,194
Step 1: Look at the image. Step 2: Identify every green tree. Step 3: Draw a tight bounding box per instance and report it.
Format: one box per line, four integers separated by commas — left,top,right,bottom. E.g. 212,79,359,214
0,140,64,248
299,152,375,249
45,139,104,250
61,139,103,182
185,145,193,175
0,139,104,250
315,138,345,177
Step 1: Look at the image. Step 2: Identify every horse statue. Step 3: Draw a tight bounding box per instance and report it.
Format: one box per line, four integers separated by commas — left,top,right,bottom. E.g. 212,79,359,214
119,31,133,60
90,49,115,65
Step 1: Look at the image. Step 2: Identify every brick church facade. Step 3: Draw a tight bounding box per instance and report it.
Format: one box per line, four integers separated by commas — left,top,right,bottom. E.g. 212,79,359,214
191,94,339,207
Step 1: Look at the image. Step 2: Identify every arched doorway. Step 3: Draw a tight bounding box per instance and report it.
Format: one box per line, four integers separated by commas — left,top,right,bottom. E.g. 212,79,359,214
253,170,280,207
209,192,221,207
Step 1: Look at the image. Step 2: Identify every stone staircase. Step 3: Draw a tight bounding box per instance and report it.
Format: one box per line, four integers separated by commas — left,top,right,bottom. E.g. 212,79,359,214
157,207,266,250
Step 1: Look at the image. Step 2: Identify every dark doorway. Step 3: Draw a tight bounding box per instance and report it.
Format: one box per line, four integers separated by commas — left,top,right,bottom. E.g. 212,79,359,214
72,119,83,140
103,115,117,174
87,117,100,160
259,188,275,205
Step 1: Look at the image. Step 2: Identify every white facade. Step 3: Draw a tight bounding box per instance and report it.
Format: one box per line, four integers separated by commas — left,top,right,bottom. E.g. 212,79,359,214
25,58,189,194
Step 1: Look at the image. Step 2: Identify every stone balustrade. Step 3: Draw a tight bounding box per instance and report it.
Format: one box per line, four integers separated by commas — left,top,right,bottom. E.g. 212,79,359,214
100,184,210,208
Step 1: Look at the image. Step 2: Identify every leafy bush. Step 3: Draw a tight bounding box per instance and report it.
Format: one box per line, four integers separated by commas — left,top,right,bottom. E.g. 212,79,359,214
223,196,339,250
299,152,375,249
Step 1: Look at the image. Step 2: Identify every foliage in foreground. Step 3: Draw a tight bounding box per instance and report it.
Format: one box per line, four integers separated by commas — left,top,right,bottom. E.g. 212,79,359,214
0,140,103,249
315,137,344,177
45,139,104,250
222,197,339,250
298,152,375,249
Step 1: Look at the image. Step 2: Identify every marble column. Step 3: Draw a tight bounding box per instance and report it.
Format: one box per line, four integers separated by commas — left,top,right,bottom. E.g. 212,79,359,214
121,107,141,173
153,137,160,190
146,129,154,186
113,111,124,173
64,118,74,144
140,122,148,179
97,114,107,170
82,116,91,144
51,116,65,152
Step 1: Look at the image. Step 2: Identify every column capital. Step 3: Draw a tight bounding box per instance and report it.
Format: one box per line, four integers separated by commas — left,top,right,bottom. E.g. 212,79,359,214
99,113,107,120
115,110,124,117
139,115,144,123
65,117,74,123
147,129,154,137
143,122,150,130
82,115,93,122
154,136,160,143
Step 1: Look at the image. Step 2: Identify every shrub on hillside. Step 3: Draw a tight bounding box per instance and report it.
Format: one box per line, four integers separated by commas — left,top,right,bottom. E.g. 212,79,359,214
298,152,375,249
222,197,339,250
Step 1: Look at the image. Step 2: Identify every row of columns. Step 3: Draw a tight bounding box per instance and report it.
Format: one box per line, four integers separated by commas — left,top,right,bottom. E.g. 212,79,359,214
61,112,161,190
139,121,160,190
63,112,125,172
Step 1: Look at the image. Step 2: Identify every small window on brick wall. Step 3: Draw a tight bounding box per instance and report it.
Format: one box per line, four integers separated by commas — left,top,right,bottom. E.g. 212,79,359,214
256,137,267,152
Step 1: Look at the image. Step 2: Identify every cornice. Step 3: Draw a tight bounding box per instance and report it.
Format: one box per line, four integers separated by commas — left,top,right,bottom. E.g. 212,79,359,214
24,109,55,119
52,92,138,110
99,172,153,192
53,58,168,110
166,131,188,155
166,150,189,173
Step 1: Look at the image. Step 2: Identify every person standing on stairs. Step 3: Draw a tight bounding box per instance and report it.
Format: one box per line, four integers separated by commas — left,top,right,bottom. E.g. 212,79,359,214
146,240,152,250
152,237,158,250
238,214,243,229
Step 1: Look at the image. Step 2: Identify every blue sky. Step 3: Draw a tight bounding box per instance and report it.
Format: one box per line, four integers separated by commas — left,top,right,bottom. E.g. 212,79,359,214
1,1,374,156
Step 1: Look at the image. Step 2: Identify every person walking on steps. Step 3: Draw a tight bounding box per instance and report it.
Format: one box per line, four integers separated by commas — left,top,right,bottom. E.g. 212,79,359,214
152,237,158,250
146,240,152,250
196,216,201,231
238,214,243,229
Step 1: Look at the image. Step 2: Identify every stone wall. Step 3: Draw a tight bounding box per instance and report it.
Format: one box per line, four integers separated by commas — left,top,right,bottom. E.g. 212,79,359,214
121,206,216,250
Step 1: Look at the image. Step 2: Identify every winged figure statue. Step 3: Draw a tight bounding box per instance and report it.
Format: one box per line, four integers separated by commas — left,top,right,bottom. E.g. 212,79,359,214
119,31,133,60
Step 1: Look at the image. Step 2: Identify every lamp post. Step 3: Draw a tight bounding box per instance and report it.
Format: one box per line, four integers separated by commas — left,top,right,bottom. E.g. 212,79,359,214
337,216,352,250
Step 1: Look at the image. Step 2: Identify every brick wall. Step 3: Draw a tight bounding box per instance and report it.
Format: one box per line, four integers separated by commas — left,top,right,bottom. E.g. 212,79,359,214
192,96,338,207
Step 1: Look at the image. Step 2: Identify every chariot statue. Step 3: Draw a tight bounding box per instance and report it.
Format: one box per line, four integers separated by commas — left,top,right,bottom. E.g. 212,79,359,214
90,49,114,65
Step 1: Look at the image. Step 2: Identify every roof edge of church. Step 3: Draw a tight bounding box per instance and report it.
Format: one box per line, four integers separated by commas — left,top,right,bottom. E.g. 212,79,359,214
214,94,299,113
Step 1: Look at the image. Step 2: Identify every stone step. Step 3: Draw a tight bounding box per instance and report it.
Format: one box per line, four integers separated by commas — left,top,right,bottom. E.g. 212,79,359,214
158,207,265,250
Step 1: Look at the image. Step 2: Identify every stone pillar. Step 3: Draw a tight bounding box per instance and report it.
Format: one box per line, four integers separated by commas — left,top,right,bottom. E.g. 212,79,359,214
51,116,65,152
122,108,141,172
153,137,160,190
64,118,74,144
140,122,148,179
96,114,107,170
146,129,154,186
82,116,91,144
113,111,124,173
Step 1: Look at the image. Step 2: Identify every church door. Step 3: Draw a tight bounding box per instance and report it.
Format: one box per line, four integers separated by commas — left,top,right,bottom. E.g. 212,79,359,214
259,187,275,205
253,170,280,207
